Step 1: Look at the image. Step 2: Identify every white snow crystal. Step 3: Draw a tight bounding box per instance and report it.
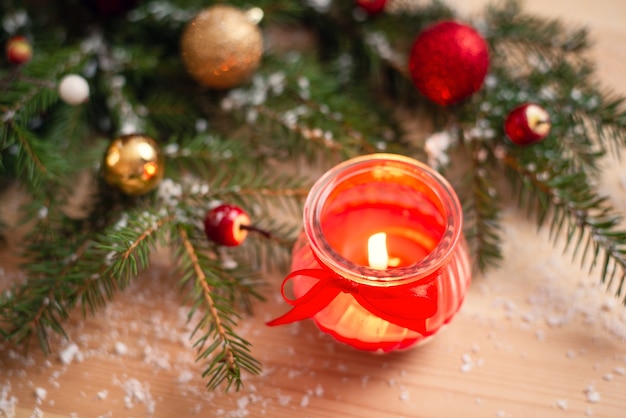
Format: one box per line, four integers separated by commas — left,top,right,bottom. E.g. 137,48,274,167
424,131,453,169
59,343,82,365
277,394,291,406
30,407,44,418
399,390,409,401
0,384,17,417
34,387,47,405
583,385,601,403
177,370,194,384
121,378,155,414
114,342,128,356
555,399,568,410
237,396,249,410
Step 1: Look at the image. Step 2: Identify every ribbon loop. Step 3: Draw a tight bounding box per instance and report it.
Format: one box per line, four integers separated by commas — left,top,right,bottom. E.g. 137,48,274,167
268,266,439,334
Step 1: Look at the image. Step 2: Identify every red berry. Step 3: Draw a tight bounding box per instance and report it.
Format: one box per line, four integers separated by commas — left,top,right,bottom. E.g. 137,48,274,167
204,204,251,246
504,103,551,145
409,21,489,106
6,36,32,65
356,0,387,15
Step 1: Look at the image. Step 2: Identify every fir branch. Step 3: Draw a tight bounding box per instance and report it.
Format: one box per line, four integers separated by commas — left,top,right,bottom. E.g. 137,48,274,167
212,53,400,161
575,91,626,158
486,0,590,56
0,205,175,351
5,121,49,184
503,153,626,302
1,234,87,352
164,134,259,180
255,103,347,157
1,48,85,123
206,173,309,221
93,209,175,288
144,91,198,136
1,48,91,186
457,140,503,271
177,227,261,391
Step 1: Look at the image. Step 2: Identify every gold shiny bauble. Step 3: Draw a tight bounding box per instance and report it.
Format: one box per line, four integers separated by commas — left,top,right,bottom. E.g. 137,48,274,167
180,5,263,89
102,134,164,196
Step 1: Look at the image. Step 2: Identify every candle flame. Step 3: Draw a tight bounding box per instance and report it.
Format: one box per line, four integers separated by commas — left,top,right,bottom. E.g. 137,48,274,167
368,232,389,270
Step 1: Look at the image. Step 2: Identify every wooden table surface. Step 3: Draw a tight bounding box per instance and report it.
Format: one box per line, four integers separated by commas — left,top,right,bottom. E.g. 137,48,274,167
2,1,626,417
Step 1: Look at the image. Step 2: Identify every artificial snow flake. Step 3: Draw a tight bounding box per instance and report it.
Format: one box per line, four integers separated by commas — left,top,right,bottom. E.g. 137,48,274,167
2,110,15,123
583,385,601,403
114,342,129,356
163,143,179,155
364,31,403,65
2,10,28,33
424,131,453,169
571,88,583,101
297,76,311,100
156,179,182,207
555,399,569,410
195,119,208,132
38,206,48,219
80,32,104,55
34,387,47,405
306,0,332,13
59,342,82,365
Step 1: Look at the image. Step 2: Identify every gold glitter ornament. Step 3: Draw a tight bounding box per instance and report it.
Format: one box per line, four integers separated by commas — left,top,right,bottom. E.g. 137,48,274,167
180,5,263,89
102,134,165,196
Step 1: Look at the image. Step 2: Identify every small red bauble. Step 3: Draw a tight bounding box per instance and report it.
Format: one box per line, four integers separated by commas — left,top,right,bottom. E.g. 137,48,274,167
6,36,32,65
356,0,387,15
408,21,489,106
204,204,251,246
504,103,551,145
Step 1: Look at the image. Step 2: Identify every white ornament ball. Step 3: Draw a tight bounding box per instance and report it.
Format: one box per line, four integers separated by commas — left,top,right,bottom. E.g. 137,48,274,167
58,74,90,105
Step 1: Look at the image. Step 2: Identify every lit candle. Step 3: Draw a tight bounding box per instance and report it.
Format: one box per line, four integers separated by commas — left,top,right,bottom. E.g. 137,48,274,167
268,154,471,352
367,232,389,271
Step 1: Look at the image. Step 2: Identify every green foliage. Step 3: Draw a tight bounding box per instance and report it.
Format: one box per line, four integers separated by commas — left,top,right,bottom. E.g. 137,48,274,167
1,0,626,392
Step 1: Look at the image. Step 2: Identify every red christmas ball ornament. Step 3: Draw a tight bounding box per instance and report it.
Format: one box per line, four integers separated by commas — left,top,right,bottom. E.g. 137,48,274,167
6,36,32,65
204,204,252,247
356,0,387,15
504,103,551,145
408,21,489,106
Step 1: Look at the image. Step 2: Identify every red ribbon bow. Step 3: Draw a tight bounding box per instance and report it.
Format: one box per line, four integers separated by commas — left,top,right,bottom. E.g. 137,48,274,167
267,263,440,335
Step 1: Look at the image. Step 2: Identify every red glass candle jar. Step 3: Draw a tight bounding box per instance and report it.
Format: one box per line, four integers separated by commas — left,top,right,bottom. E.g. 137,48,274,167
268,154,471,352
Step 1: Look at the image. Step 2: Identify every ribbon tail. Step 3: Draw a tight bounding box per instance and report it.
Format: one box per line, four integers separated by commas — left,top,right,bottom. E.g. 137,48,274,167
267,283,341,327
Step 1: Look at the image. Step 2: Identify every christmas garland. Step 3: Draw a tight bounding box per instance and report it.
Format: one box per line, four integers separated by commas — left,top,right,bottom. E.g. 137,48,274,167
1,0,625,391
